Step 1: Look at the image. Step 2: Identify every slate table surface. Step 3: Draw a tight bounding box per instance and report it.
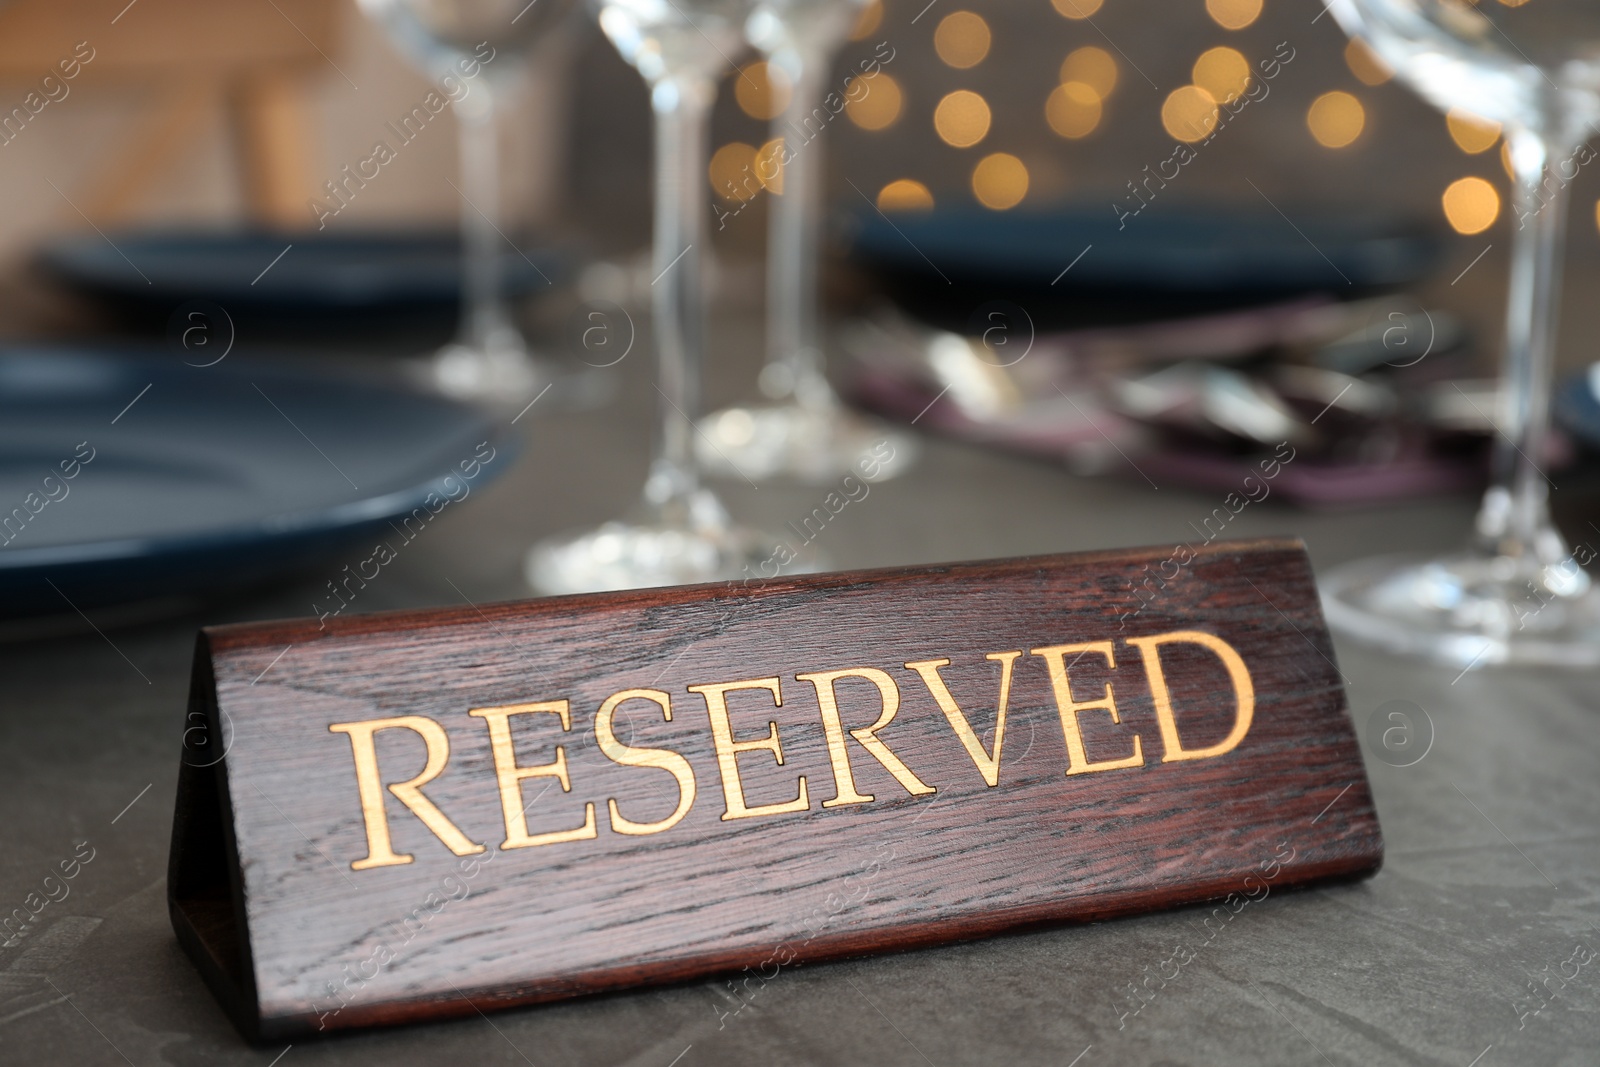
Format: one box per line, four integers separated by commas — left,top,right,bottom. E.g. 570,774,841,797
1,309,1597,1067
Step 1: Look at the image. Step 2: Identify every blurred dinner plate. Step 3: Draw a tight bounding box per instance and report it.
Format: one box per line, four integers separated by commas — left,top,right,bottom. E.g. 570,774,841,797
1556,364,1600,451
844,203,1443,332
0,347,515,622
36,228,565,338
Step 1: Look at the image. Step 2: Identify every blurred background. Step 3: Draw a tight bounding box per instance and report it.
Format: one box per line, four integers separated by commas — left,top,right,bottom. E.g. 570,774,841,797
4,0,1600,627
0,0,1574,330
0,3,1555,268
8,4,1600,1059
0,0,1548,247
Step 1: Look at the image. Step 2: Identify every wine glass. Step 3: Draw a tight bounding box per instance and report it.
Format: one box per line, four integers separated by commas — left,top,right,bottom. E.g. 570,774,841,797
1322,0,1600,666
693,0,919,485
526,0,823,594
359,0,577,405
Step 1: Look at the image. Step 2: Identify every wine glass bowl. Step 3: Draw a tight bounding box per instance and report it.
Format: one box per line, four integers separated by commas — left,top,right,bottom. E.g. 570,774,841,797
1330,0,1600,140
746,0,864,56
360,0,574,78
595,0,750,82
1321,0,1600,666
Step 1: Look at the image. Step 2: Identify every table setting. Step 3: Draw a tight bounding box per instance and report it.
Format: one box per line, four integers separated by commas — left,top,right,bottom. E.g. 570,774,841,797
0,0,1597,1063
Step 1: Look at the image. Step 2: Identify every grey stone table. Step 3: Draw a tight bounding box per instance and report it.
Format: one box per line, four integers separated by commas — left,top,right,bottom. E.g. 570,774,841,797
2,319,1597,1066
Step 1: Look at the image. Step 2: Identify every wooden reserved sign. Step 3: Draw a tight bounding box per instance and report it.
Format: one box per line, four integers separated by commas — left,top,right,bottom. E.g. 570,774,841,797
169,538,1381,1041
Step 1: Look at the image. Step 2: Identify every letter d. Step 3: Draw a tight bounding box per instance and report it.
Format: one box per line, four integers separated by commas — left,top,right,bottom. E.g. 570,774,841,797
1124,630,1254,762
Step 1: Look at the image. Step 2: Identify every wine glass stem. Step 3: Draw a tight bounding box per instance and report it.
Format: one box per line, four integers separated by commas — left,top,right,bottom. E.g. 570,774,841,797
646,77,713,510
767,48,831,407
455,84,514,353
1476,129,1568,563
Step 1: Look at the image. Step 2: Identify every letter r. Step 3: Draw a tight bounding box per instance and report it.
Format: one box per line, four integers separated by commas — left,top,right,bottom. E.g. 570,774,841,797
329,715,484,869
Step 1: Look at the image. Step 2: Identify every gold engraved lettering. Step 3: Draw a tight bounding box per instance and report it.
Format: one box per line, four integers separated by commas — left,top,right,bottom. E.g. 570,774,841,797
1124,630,1255,762
904,652,1022,787
795,667,934,807
328,715,484,870
468,701,597,849
1030,641,1145,776
595,688,698,835
687,677,809,821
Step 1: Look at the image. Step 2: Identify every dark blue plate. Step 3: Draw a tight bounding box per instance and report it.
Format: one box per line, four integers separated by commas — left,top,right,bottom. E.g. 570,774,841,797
1557,366,1600,450
0,347,516,620
36,228,566,338
843,202,1443,331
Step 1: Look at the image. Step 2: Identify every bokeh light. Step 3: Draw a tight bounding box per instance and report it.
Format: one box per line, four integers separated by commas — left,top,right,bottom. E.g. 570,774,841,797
935,89,992,147
1442,177,1500,234
1192,46,1250,103
972,153,1029,209
850,0,884,40
1060,46,1117,98
934,11,991,69
1447,108,1500,154
878,178,935,212
1205,0,1261,31
1344,38,1392,85
1051,0,1104,20
709,142,760,202
1161,85,1219,142
755,138,785,194
1047,81,1102,139
1307,91,1365,148
844,71,903,130
1501,140,1516,180
734,61,791,121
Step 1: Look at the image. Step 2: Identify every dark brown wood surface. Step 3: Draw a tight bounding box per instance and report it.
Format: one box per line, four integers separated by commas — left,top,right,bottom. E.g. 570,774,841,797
169,537,1382,1041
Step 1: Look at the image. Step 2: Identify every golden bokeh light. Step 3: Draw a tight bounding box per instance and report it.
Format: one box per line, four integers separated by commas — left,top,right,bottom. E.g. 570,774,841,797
878,178,935,212
1344,38,1392,85
1047,81,1103,139
1442,176,1500,234
1205,0,1261,31
755,138,785,195
709,142,760,202
1447,108,1500,154
1192,46,1251,103
972,153,1029,210
734,61,791,121
1497,0,1531,7
1501,139,1516,180
1060,46,1117,98
844,71,903,130
1051,0,1104,20
934,89,992,147
849,0,884,40
1161,85,1219,143
1307,91,1365,148
934,11,991,69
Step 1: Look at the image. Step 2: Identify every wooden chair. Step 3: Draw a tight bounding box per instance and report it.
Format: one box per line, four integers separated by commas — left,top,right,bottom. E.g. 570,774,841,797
0,0,343,228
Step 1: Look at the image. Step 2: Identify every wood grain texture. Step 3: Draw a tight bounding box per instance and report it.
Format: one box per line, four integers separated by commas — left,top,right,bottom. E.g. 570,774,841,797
168,537,1382,1042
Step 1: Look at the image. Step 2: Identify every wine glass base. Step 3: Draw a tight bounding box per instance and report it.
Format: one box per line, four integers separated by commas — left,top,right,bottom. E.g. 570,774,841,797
1320,552,1600,668
425,342,546,402
527,517,828,596
408,344,614,411
695,403,919,485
